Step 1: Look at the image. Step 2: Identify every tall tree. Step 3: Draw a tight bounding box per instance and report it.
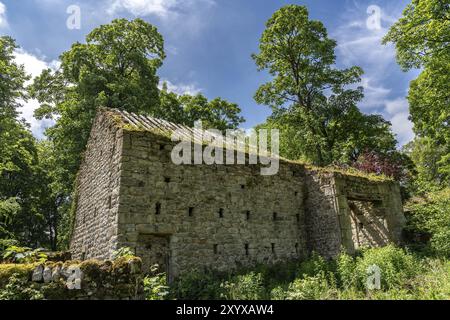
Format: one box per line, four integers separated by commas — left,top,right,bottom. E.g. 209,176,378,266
253,5,397,166
0,36,51,247
383,0,449,185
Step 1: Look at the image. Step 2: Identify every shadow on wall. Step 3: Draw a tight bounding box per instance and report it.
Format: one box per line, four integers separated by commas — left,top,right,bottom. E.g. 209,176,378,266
349,200,390,249
304,172,342,258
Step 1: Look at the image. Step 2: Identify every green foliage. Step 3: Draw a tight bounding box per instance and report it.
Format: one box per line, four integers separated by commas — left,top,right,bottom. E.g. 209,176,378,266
406,188,450,257
284,274,335,300
0,273,43,300
159,85,245,132
0,239,18,259
382,0,449,71
112,247,135,260
221,272,265,300
167,247,449,300
143,265,170,300
384,0,449,186
170,270,225,300
0,36,57,249
2,246,48,264
253,5,397,166
353,246,419,291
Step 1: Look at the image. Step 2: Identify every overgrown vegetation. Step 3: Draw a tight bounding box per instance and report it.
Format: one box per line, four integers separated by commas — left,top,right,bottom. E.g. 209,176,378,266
143,246,449,300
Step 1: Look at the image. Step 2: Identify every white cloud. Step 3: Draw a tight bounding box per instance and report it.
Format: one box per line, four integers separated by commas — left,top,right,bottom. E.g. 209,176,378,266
159,79,201,96
359,77,391,110
107,0,215,18
105,0,216,37
333,3,415,146
0,1,8,28
14,50,59,139
384,98,414,146
107,0,178,18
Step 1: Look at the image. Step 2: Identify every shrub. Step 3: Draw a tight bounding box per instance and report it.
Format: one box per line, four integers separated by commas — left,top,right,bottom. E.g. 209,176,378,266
2,246,48,264
221,272,265,300
354,245,420,290
284,274,335,300
406,188,450,257
143,265,169,300
296,252,334,278
112,246,135,260
170,270,224,300
0,239,18,260
0,273,43,300
336,252,357,289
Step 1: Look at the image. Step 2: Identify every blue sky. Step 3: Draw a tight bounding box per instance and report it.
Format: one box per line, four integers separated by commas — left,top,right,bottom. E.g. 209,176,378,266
0,0,419,146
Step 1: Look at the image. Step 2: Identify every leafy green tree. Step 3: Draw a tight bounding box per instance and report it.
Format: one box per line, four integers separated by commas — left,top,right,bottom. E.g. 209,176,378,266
383,0,449,185
159,84,245,131
30,19,166,198
0,36,52,247
253,5,397,165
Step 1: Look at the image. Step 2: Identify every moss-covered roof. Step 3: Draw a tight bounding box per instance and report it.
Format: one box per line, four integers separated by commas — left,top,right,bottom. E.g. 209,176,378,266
102,108,393,183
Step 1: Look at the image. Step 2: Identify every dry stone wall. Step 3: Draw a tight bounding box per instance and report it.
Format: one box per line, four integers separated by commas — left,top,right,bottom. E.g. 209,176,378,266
0,258,143,300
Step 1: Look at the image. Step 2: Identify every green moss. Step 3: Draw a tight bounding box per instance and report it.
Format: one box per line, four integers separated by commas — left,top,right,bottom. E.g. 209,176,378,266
304,164,393,182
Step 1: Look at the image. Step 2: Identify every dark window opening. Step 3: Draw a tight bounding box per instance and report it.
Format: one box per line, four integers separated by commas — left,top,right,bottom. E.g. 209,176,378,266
246,211,250,220
155,203,161,215
295,243,299,254
159,144,165,150
296,214,300,223
219,208,224,218
295,191,298,196
213,244,218,255
241,184,245,189
271,243,275,253
245,244,249,256
273,212,278,221
188,207,194,217
108,196,112,209
164,177,171,183
358,222,364,230
138,181,145,187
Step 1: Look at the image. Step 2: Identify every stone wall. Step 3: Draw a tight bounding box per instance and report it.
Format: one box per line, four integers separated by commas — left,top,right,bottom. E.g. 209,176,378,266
70,112,123,260
117,130,309,278
70,109,406,279
0,257,143,300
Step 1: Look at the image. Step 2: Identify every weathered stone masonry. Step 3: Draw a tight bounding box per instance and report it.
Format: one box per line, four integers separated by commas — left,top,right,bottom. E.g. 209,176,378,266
70,108,405,279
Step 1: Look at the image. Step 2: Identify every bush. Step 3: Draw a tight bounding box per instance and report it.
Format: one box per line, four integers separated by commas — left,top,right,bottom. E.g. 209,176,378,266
0,239,18,260
0,273,43,300
354,245,420,290
406,188,450,257
221,272,265,300
296,252,333,278
143,265,169,300
336,252,357,290
2,246,48,264
170,270,224,300
112,246,135,260
284,274,335,300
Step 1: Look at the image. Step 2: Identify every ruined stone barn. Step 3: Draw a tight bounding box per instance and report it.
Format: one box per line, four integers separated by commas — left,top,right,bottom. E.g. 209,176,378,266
70,108,406,278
